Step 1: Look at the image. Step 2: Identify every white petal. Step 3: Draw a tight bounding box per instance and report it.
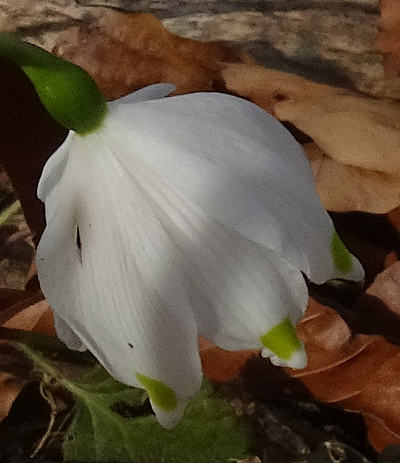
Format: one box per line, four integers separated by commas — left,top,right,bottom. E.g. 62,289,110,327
107,83,176,110
37,131,202,427
37,130,74,201
54,314,86,352
101,136,308,367
107,92,364,284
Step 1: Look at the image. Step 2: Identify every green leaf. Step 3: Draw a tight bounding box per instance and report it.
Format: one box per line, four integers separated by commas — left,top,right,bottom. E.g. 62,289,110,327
64,372,253,463
15,343,254,463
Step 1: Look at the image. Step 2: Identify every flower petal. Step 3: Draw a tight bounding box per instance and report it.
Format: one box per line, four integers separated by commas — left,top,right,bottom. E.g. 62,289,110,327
98,138,308,368
108,92,364,284
108,83,176,109
54,314,86,352
37,130,74,201
37,132,202,428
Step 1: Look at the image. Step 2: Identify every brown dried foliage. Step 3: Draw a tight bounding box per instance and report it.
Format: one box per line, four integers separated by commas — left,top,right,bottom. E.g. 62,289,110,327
54,12,253,100
0,294,53,422
376,0,400,76
221,63,400,214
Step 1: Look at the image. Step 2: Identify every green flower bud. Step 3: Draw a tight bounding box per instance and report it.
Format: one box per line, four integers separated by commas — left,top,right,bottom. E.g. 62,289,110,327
0,33,107,134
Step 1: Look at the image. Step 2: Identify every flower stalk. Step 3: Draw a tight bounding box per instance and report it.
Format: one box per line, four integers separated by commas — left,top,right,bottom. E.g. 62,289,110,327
0,34,107,134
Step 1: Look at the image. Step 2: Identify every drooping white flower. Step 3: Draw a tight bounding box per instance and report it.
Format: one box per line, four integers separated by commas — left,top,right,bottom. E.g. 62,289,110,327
35,83,364,428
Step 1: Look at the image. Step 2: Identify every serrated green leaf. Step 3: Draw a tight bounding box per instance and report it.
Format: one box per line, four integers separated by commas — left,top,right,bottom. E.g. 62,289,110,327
63,373,253,463
15,343,254,463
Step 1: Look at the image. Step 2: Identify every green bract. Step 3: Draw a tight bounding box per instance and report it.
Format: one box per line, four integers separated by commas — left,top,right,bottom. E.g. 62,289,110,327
0,33,107,134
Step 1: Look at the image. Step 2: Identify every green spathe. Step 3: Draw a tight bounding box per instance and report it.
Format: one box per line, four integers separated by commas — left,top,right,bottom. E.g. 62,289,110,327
0,33,107,134
260,317,301,360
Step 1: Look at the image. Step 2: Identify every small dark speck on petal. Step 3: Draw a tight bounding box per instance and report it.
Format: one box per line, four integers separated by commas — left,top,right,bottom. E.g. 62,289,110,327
76,227,81,250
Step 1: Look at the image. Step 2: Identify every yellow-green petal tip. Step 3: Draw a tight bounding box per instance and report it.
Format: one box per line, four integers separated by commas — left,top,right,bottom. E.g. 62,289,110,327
331,231,353,274
260,318,301,360
136,373,177,411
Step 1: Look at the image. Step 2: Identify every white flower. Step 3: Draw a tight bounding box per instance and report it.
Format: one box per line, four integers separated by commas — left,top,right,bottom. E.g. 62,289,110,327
36,84,364,428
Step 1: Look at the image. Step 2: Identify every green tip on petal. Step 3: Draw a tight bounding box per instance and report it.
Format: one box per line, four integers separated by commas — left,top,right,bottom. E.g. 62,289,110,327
136,373,177,411
0,33,107,134
260,318,301,361
331,231,353,274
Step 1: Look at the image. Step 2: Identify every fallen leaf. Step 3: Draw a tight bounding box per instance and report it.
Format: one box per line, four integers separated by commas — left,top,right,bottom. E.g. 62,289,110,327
347,260,400,346
199,336,256,383
0,297,54,423
306,143,400,214
3,298,54,335
54,12,252,100
222,63,400,213
200,295,400,451
362,261,400,317
288,299,400,451
0,286,44,326
376,0,400,77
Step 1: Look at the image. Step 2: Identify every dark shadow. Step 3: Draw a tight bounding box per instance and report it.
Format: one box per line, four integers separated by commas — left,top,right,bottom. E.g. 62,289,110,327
111,398,154,419
94,0,378,18
330,212,400,287
0,382,53,463
237,39,355,89
310,283,400,347
234,356,374,461
0,58,68,244
331,212,400,252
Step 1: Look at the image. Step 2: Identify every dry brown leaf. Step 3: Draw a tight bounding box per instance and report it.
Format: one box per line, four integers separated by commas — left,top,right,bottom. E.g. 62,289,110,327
222,63,400,213
199,296,400,451
288,299,400,451
50,12,400,215
199,336,256,383
0,284,43,323
305,142,400,213
0,298,54,422
376,0,400,77
3,298,54,335
349,259,400,347
54,12,252,100
363,261,400,316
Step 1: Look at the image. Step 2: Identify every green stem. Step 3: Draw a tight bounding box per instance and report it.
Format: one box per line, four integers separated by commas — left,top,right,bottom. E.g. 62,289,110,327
0,200,21,228
16,342,60,379
0,33,107,133
0,327,94,365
